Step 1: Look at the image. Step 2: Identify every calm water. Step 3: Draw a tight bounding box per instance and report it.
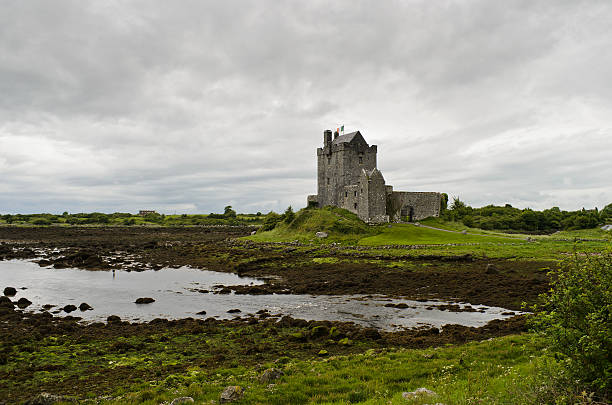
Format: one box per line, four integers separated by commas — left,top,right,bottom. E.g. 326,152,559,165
1,260,519,330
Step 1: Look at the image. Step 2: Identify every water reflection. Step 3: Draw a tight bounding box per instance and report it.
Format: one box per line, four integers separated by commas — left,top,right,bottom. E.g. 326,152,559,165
0,260,519,330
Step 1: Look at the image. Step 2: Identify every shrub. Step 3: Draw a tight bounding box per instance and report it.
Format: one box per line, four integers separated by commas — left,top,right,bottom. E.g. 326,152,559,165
32,218,52,226
259,212,281,232
283,206,295,224
529,252,611,398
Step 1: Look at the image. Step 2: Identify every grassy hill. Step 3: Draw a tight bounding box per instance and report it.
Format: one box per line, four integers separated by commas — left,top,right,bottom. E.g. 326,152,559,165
248,206,378,244
248,207,530,246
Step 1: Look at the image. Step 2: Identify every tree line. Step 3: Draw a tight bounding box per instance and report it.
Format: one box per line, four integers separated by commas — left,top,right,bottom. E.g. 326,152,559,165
441,194,612,233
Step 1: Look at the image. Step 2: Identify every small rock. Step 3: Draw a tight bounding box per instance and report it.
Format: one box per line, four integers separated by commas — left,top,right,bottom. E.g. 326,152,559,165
17,297,32,309
169,397,194,405
196,310,207,315
0,296,14,308
63,304,77,313
42,304,55,310
250,231,257,235
78,302,93,311
310,325,329,338
135,297,155,304
3,287,17,296
220,385,244,403
23,392,67,405
315,231,328,238
258,368,283,383
106,315,121,323
227,308,241,313
402,387,437,399
363,328,381,340
338,337,352,346
485,264,499,274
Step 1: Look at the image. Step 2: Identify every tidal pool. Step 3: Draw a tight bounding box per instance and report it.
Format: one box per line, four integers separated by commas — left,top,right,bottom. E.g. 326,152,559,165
1,260,519,330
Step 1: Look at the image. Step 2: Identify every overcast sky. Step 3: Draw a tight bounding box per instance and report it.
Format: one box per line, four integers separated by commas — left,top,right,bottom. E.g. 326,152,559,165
1,1,611,214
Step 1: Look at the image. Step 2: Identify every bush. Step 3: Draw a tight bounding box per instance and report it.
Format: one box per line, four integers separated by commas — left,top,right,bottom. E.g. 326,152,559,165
32,218,52,226
259,212,281,232
283,206,295,224
529,252,612,398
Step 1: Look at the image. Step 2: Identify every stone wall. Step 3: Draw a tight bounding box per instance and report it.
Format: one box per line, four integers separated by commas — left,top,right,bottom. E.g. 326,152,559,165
387,192,441,222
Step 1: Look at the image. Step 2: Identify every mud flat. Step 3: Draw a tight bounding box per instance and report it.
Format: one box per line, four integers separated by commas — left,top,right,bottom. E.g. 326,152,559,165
0,226,550,311
0,225,543,402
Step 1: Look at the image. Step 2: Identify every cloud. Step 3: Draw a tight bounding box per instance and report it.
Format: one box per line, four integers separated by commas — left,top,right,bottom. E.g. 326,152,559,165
1,0,611,214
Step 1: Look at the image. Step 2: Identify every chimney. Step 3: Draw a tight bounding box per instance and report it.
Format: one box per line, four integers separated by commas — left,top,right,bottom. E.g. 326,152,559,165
324,130,332,147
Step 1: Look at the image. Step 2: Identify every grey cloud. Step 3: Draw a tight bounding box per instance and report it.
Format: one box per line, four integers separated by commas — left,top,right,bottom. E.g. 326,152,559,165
1,1,611,214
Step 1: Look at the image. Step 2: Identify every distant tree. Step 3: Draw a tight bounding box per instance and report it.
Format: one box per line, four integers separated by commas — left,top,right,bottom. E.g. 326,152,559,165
440,193,448,211
283,206,295,224
450,196,466,211
223,205,237,218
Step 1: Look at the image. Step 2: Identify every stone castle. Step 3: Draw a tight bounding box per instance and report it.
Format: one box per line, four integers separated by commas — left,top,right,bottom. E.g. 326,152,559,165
307,129,442,223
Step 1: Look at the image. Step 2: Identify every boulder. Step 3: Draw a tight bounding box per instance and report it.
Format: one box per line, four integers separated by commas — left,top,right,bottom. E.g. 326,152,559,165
3,287,17,296
310,325,329,338
227,308,241,313
258,368,283,384
169,397,194,405
78,302,93,311
402,388,437,400
17,297,32,309
363,328,381,340
315,231,328,238
0,296,14,308
250,231,257,235
220,386,244,403
135,297,155,304
63,305,77,313
106,315,121,324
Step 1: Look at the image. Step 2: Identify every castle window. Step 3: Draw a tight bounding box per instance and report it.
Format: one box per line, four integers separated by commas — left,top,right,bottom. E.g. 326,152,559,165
359,157,363,164
327,177,330,185
354,203,358,209
354,191,357,197
345,191,347,197
327,157,331,164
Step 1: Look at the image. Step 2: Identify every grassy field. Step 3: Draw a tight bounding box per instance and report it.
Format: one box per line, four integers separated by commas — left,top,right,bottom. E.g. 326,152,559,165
107,334,552,405
247,208,611,261
3,324,558,404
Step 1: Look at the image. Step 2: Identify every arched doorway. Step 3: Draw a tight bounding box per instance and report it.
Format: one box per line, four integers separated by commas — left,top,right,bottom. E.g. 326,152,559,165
400,205,414,222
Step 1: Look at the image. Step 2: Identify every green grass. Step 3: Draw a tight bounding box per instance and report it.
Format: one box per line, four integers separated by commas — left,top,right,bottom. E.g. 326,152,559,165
4,326,559,404
248,207,378,244
358,223,523,246
247,209,611,260
89,334,557,404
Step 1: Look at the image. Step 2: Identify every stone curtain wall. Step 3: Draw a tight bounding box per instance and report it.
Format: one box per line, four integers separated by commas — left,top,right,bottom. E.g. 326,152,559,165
387,192,442,222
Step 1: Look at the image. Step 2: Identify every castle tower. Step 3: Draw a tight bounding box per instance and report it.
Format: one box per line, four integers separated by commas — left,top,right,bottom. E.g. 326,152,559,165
316,129,377,208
